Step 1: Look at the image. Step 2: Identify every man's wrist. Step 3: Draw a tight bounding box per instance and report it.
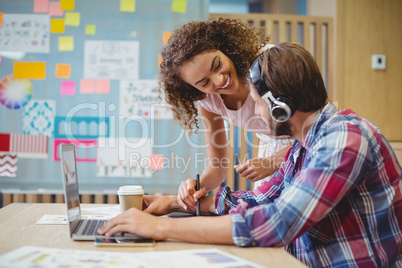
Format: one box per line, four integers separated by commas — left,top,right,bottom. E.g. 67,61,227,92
169,195,184,212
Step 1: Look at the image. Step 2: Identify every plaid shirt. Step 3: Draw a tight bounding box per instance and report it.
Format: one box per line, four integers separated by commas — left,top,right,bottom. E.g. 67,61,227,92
215,103,402,267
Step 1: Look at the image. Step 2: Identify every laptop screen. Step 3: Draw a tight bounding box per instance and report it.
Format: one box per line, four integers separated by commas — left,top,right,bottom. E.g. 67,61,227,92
60,144,81,234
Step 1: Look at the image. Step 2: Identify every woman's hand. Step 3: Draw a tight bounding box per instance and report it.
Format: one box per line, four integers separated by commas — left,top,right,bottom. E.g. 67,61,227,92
234,157,278,182
177,178,208,210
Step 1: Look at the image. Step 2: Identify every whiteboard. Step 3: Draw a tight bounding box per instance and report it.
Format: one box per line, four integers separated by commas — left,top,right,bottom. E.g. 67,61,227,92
0,0,209,194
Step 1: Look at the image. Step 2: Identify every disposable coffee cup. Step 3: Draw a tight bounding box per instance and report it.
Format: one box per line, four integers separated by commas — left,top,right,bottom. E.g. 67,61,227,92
117,185,144,212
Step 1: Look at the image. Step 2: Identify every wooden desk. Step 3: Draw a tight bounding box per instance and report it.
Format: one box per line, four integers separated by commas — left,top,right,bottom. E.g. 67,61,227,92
0,203,306,267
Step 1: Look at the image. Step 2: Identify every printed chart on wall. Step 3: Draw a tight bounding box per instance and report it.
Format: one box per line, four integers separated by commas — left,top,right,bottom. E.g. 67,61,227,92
0,14,50,53
83,40,139,80
119,79,173,119
97,137,152,178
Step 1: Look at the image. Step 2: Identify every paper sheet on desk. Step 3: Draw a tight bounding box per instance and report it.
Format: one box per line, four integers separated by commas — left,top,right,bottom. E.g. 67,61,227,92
81,205,120,217
0,246,265,268
36,214,113,225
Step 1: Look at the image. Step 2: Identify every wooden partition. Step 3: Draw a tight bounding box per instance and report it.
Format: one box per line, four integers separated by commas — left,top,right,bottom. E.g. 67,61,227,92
1,192,118,208
209,13,334,191
336,0,402,141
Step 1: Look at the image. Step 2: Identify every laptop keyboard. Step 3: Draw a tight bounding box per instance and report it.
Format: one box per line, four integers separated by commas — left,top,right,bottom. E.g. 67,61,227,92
81,219,107,236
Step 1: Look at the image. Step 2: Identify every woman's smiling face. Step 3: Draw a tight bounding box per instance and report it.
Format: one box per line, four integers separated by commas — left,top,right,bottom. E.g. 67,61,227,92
179,50,241,95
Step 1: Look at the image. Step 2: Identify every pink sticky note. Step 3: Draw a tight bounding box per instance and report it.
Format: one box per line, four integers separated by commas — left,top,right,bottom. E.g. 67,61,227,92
96,79,110,94
80,79,95,94
149,154,164,170
49,1,64,16
60,80,76,95
34,0,49,13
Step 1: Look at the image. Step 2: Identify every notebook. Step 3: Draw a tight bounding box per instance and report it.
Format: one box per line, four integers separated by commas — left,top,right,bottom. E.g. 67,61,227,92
60,144,142,241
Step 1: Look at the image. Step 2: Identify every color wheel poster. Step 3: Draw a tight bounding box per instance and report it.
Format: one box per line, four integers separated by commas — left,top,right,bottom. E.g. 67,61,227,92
119,80,173,119
0,75,32,110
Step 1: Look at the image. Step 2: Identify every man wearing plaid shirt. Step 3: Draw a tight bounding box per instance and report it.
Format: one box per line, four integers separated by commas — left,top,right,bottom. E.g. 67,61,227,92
99,43,402,267
216,43,402,267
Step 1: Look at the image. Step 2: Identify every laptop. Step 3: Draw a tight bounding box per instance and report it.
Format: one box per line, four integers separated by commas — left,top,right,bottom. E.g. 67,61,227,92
60,144,140,241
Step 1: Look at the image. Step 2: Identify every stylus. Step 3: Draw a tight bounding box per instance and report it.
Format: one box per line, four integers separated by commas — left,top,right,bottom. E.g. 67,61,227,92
196,173,200,216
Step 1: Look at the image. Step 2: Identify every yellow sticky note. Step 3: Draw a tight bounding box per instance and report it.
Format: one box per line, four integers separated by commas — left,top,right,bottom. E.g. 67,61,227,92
171,0,187,13
163,32,172,45
51,19,65,33
65,12,80,26
59,36,74,51
120,0,135,12
60,0,74,11
55,64,71,78
85,25,96,35
0,12,3,27
158,54,162,68
14,62,46,79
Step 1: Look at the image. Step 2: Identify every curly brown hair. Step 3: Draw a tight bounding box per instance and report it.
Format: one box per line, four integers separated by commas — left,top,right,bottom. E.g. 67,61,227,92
158,18,269,131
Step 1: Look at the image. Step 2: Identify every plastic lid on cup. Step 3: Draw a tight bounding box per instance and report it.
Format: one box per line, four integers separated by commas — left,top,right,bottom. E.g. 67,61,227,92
117,185,144,195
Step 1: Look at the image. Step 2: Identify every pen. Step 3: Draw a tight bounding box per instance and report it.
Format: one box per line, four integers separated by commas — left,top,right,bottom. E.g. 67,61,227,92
196,173,200,216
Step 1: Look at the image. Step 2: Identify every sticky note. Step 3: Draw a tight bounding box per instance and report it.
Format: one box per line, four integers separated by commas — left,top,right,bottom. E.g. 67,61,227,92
65,12,80,26
80,79,95,94
60,0,74,11
149,154,164,170
60,80,76,96
59,36,74,51
33,0,49,13
158,54,162,68
51,19,65,33
14,62,46,79
85,25,96,35
0,12,3,27
120,0,135,12
163,32,172,45
49,2,64,16
55,64,71,78
171,0,187,13
96,80,110,94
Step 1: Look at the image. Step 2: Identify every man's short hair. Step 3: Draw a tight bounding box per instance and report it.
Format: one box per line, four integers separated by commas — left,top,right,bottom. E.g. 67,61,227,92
259,42,328,112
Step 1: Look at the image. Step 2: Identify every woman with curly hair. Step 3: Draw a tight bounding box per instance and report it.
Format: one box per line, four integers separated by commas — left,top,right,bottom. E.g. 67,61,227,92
159,18,292,210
